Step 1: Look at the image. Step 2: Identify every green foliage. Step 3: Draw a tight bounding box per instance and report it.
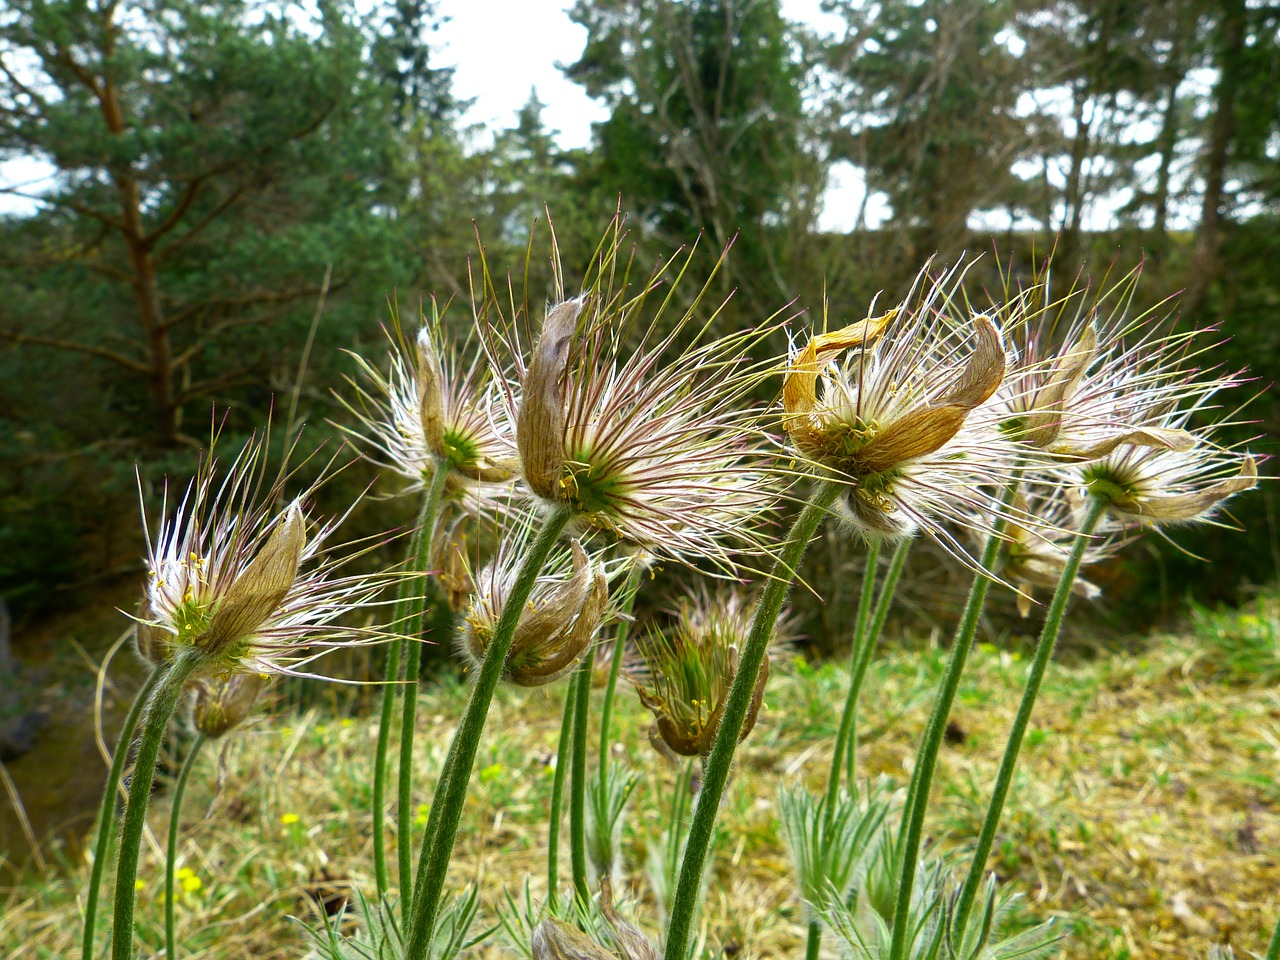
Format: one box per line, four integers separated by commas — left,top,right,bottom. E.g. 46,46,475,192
566,0,821,304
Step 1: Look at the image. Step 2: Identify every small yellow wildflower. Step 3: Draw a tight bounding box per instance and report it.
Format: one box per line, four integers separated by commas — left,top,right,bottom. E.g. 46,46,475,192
134,879,146,891
176,867,203,894
280,813,301,826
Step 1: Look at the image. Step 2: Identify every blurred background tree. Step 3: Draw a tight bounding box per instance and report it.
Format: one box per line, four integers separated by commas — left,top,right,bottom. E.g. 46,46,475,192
0,0,1276,624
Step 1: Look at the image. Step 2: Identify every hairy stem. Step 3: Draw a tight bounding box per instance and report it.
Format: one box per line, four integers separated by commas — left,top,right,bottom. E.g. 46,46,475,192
547,674,579,898
404,507,573,960
397,466,451,921
165,733,207,960
951,496,1106,936
569,642,597,908
82,663,164,960
111,647,203,960
826,537,881,821
887,478,1021,960
846,537,912,787
597,561,645,787
663,482,840,960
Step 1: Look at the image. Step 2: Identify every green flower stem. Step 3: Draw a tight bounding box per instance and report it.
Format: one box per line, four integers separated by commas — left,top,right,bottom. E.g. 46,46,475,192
397,465,451,921
111,647,204,960
165,732,207,960
597,561,646,787
547,673,579,897
371,635,401,899
846,537,911,788
804,917,822,960
371,640,399,901
825,537,881,820
951,495,1107,937
404,506,573,960
568,641,597,908
663,481,840,960
82,663,164,960
1266,912,1280,960
886,478,1022,960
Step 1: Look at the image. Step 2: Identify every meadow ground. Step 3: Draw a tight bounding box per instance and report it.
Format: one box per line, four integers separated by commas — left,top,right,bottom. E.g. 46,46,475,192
3,599,1278,960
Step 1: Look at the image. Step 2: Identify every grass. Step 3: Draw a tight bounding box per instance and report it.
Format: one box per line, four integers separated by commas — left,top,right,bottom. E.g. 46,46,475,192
2,613,1278,959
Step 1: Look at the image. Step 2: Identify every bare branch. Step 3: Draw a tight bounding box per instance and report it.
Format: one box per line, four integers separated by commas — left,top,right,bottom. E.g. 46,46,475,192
0,328,150,373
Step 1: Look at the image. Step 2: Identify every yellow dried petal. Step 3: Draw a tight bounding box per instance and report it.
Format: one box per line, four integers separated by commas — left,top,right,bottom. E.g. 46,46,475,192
782,311,894,429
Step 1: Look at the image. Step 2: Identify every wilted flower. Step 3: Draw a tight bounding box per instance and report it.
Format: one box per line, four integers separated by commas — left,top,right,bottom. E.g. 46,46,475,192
627,587,771,759
531,878,657,960
783,265,1018,551
993,262,1203,462
1001,488,1123,616
337,304,518,516
489,232,777,572
1077,435,1258,528
190,672,266,738
139,434,394,677
458,524,609,687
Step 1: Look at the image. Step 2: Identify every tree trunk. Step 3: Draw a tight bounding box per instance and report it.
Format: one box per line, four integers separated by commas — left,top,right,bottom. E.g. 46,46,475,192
94,13,180,447
1182,0,1246,321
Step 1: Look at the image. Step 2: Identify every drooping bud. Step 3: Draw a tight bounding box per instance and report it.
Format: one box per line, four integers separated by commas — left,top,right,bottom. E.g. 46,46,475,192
628,588,770,759
191,672,266,738
461,538,608,687
430,516,475,614
198,501,306,659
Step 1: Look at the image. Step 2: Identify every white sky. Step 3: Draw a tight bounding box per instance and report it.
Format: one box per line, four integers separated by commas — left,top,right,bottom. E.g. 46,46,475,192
432,0,875,231
2,0,1174,232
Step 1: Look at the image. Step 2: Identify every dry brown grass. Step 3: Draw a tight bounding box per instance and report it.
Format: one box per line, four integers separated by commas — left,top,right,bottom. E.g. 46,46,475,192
2,620,1277,959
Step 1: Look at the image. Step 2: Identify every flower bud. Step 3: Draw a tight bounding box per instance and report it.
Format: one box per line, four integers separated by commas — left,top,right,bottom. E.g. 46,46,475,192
191,672,266,738
629,588,770,759
461,538,608,687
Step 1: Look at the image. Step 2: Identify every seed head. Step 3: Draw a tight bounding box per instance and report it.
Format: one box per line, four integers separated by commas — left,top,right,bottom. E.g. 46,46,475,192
337,303,518,516
1000,487,1123,616
139,433,397,678
459,529,609,687
783,264,1019,552
993,261,1204,461
490,227,778,573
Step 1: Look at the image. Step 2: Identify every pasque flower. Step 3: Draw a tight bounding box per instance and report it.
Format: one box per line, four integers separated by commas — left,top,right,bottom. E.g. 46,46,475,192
494,236,776,571
459,524,609,687
782,266,1018,549
627,587,771,759
139,434,393,677
994,264,1204,461
338,307,518,516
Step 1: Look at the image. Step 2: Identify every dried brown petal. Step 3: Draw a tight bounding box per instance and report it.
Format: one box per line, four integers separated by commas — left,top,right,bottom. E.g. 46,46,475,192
783,311,894,445
416,327,446,458
518,299,584,499
200,502,306,657
1023,323,1097,448
1109,455,1258,522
